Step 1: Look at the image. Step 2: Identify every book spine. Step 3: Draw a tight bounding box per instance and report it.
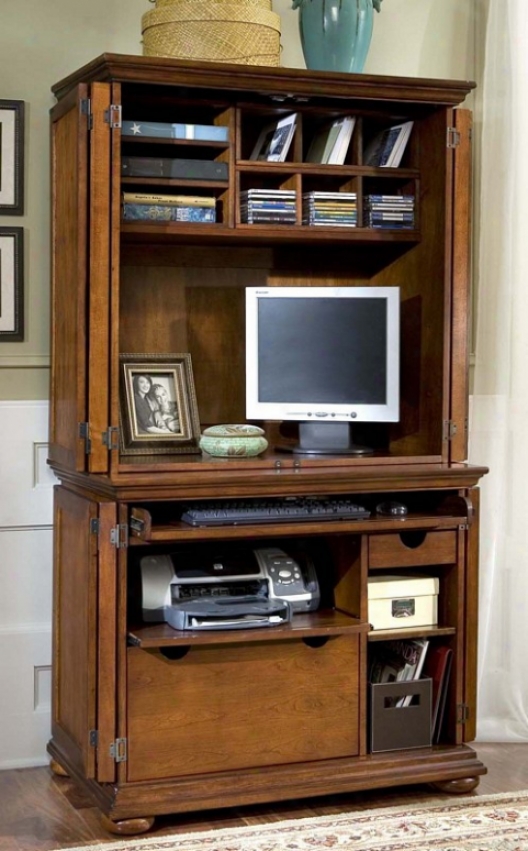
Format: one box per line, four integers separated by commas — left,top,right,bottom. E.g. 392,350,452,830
122,192,216,208
123,204,216,222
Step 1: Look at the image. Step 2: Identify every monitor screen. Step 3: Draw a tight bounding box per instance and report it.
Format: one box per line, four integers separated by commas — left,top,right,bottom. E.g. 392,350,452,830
246,286,400,454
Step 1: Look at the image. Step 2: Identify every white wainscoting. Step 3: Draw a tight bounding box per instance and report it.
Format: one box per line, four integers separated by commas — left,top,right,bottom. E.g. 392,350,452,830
0,401,57,768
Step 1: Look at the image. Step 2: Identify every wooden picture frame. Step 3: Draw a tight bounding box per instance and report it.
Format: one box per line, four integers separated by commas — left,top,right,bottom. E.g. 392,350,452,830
0,100,24,215
119,353,201,455
0,226,24,341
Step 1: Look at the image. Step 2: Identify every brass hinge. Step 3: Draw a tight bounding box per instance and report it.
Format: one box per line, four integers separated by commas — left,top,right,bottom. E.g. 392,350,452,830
443,420,458,441
457,703,470,723
447,127,461,148
110,523,129,549
78,422,92,454
89,729,98,748
109,738,127,763
102,426,120,451
104,104,122,129
80,98,92,129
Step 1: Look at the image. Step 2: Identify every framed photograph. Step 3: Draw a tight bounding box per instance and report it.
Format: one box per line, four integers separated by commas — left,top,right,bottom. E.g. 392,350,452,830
0,100,24,215
250,113,297,163
119,353,201,455
0,227,24,341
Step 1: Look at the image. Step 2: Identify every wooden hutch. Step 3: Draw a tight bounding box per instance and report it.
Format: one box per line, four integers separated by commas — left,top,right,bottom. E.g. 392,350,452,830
47,54,488,834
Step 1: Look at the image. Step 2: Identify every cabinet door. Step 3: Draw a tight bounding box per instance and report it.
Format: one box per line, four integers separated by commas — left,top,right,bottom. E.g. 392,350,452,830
462,487,480,741
51,487,117,782
86,83,113,472
49,83,113,473
49,85,90,472
449,108,473,462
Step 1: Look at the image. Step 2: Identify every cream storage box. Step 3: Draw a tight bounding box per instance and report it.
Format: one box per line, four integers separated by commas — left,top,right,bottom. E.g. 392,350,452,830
368,574,439,630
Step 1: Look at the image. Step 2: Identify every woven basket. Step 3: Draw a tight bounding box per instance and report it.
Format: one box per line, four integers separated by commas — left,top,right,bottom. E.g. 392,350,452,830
142,0,281,66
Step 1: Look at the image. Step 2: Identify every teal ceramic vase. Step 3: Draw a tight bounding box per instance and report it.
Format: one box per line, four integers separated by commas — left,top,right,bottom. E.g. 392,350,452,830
293,0,375,74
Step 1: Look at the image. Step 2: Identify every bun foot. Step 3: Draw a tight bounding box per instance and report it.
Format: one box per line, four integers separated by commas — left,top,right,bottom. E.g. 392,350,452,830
49,759,69,777
431,776,480,794
101,814,155,835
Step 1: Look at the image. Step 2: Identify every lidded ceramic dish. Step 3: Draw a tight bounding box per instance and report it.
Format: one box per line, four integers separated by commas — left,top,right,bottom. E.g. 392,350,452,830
199,424,268,457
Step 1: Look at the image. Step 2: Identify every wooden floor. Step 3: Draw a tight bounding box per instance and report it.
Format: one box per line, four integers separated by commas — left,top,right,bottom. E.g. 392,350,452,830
1,744,527,851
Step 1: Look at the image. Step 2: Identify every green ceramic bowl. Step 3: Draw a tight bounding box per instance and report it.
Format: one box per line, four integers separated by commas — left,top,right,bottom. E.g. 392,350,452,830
199,424,268,457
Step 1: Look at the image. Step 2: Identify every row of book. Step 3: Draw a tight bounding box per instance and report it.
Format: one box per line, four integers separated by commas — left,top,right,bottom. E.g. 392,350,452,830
248,114,413,168
240,189,296,225
122,192,217,223
302,191,357,227
369,638,453,743
122,115,413,169
121,191,415,229
364,194,415,229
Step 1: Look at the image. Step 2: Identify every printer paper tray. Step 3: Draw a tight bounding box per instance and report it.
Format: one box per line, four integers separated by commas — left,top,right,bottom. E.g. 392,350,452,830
164,597,291,630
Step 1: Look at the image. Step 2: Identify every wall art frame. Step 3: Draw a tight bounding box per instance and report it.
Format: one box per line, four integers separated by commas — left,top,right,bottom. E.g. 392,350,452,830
119,352,201,455
0,100,25,215
0,226,24,341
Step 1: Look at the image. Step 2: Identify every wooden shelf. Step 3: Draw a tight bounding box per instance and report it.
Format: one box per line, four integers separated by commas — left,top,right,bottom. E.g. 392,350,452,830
128,609,366,648
368,625,457,642
120,221,420,244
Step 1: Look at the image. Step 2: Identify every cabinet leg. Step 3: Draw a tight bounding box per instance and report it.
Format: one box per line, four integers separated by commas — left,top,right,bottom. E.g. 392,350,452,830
431,776,481,795
101,814,155,835
49,759,69,778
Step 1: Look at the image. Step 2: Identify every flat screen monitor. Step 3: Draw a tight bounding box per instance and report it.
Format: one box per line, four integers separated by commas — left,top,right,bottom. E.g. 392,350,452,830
246,286,400,455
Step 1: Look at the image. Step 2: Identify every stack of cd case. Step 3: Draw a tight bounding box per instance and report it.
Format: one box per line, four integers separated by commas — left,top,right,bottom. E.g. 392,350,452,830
240,189,296,225
364,194,415,229
302,191,357,227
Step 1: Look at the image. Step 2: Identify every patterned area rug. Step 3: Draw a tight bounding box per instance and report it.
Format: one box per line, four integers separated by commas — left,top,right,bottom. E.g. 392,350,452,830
61,790,528,851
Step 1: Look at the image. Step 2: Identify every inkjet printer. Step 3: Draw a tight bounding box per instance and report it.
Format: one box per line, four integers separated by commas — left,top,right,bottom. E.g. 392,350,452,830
139,545,320,631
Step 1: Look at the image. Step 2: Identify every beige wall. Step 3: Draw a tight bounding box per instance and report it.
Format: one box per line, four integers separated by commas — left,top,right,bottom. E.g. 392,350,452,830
0,0,478,400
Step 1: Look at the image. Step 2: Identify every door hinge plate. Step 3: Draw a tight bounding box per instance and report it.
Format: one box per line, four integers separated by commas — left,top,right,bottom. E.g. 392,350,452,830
89,729,98,747
110,523,129,549
80,98,92,129
109,737,127,762
78,422,92,454
443,420,458,441
457,703,470,723
104,104,122,129
447,127,461,148
102,426,120,451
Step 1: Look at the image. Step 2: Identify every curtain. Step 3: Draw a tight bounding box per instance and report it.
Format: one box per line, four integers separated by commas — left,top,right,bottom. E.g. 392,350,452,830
470,0,528,740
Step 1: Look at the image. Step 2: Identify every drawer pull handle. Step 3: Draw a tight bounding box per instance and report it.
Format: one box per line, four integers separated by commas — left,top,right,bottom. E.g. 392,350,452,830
159,646,191,661
303,637,330,649
399,531,427,549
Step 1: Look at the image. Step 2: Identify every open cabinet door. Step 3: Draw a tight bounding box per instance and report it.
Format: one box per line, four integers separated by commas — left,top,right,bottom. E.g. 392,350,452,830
49,82,113,473
449,108,473,462
49,85,90,471
50,488,117,782
86,83,113,473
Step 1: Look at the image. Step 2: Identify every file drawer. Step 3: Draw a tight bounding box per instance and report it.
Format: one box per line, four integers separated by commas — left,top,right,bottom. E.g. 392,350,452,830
369,531,457,569
126,635,360,782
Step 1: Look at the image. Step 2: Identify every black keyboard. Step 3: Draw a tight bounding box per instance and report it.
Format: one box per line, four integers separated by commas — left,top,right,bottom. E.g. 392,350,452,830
181,497,371,527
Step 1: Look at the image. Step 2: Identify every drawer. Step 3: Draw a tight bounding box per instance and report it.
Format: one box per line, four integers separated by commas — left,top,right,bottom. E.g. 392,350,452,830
368,530,457,568
126,636,360,782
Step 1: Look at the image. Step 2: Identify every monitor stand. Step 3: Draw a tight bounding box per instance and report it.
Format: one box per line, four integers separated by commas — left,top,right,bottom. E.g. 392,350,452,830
278,422,374,456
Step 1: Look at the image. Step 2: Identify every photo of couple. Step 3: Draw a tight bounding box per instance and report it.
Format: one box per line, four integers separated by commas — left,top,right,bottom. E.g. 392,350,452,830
132,373,181,435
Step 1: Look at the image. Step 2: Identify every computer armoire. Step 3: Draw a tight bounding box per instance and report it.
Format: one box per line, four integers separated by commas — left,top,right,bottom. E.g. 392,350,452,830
47,54,488,834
